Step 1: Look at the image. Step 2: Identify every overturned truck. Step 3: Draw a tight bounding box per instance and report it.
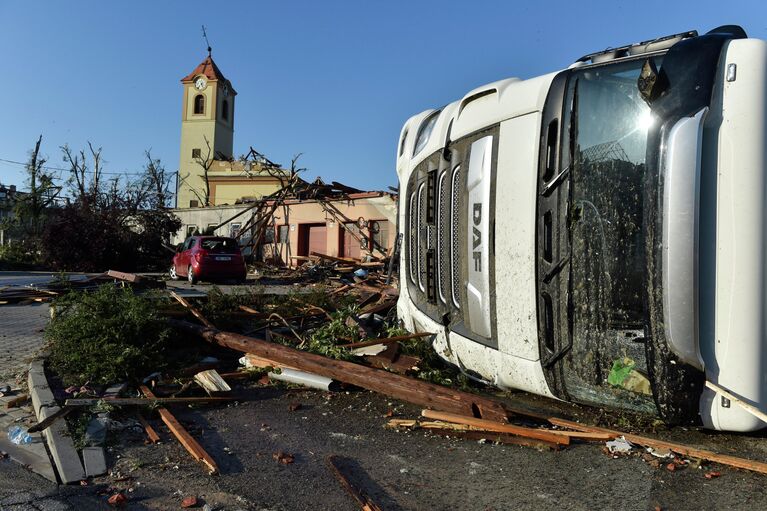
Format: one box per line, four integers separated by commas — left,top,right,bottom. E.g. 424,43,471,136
396,25,767,431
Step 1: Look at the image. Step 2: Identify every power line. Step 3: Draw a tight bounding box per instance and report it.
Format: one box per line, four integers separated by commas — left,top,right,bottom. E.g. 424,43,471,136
0,157,149,176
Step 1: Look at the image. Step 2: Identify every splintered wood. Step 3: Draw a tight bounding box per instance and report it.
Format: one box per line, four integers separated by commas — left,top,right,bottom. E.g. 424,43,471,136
169,291,215,328
139,385,218,475
326,455,383,511
547,417,767,475
194,369,232,395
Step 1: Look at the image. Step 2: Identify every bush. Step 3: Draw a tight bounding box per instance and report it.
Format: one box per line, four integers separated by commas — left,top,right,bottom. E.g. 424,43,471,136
0,240,43,269
45,285,172,386
40,205,181,272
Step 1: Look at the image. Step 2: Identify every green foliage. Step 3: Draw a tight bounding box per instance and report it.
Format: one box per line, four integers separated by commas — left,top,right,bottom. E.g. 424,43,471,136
303,308,359,361
0,240,43,269
46,285,172,386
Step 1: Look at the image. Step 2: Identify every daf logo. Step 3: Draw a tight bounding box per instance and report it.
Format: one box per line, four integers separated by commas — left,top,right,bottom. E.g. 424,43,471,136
472,202,482,272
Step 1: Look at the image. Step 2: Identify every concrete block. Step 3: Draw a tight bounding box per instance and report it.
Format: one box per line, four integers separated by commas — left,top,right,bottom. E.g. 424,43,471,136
28,359,85,484
28,360,55,417
82,447,107,477
44,419,85,483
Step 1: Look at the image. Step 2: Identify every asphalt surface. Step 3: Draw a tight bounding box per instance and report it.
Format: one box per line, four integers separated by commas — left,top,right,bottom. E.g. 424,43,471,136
3,272,767,510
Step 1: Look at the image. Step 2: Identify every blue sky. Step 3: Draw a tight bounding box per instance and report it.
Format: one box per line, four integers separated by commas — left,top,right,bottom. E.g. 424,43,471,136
1,1,766,195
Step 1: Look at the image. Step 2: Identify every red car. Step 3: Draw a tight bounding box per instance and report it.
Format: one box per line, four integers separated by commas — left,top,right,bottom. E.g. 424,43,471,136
170,236,247,284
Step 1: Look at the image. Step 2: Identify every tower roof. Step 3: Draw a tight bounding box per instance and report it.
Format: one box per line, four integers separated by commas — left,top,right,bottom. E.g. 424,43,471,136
181,55,236,94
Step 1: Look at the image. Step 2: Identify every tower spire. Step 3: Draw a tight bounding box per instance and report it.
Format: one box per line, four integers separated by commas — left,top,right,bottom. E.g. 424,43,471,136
201,25,212,57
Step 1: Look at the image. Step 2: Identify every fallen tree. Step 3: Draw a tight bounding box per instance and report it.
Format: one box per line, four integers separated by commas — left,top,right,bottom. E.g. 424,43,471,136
168,319,511,421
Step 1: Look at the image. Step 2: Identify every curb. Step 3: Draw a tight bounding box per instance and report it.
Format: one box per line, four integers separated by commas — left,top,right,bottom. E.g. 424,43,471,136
28,359,85,484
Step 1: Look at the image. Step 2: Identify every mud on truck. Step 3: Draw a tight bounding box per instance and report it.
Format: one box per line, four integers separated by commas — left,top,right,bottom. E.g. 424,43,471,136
396,25,767,432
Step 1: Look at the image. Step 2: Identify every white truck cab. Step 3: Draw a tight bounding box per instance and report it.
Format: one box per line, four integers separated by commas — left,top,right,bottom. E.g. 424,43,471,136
396,25,767,432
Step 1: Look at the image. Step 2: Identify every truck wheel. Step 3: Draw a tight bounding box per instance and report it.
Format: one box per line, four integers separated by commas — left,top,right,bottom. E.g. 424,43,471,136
187,266,197,284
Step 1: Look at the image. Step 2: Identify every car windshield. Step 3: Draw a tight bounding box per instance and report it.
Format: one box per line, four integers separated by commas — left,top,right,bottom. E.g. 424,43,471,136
200,238,239,254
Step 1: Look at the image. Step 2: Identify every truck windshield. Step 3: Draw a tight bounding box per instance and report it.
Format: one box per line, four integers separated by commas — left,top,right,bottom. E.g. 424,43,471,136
562,58,660,408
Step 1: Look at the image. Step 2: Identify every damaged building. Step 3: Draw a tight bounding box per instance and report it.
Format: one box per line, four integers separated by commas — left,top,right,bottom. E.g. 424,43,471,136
173,52,396,263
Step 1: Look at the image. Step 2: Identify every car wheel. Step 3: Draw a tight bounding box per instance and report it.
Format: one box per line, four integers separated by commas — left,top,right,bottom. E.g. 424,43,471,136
187,266,197,284
169,265,178,280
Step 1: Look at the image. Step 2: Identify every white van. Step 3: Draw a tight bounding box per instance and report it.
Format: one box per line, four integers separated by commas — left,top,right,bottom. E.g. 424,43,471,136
396,25,767,432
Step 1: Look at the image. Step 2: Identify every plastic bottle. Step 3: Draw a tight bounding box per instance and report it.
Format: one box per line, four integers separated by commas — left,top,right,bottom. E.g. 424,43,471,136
7,425,33,445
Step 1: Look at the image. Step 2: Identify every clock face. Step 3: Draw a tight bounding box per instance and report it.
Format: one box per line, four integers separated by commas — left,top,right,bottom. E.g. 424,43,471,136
194,77,207,90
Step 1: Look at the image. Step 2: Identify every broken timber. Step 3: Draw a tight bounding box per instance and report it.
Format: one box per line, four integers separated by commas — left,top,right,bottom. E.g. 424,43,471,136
169,319,511,421
139,385,218,475
421,410,571,446
548,417,767,475
136,412,161,444
106,270,142,283
170,291,215,328
339,332,433,349
326,455,383,511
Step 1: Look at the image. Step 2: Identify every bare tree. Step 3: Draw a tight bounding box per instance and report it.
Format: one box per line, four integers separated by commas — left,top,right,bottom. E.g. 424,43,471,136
13,135,61,238
61,141,103,208
142,150,173,209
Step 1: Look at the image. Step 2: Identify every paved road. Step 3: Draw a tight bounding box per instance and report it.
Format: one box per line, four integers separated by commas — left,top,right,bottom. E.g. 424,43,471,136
0,287,108,510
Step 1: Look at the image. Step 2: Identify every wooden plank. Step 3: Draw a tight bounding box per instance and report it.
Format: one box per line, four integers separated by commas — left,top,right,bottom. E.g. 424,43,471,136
310,251,359,264
429,429,562,450
136,412,161,444
705,380,767,425
169,319,512,422
421,409,570,446
243,353,300,371
27,406,75,433
547,417,767,475
386,419,610,440
106,270,142,283
169,291,215,328
139,385,218,475
339,332,433,349
5,393,29,409
65,396,233,407
326,455,383,511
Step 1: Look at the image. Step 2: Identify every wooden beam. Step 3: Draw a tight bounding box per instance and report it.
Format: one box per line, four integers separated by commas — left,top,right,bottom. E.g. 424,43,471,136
27,406,75,433
64,396,233,407
339,332,433,349
136,412,161,444
420,410,570,446
5,393,28,409
705,381,767,425
310,251,359,264
169,319,511,422
169,291,215,328
326,455,383,511
429,429,562,450
547,417,767,475
139,385,218,475
106,270,142,283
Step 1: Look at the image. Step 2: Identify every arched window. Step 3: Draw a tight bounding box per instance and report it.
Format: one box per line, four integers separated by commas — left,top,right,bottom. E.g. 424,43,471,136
221,100,229,121
193,94,205,114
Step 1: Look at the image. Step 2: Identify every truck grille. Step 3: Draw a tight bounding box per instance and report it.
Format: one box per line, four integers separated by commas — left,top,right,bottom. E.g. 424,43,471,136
436,170,448,304
450,165,462,308
408,191,417,285
416,182,426,292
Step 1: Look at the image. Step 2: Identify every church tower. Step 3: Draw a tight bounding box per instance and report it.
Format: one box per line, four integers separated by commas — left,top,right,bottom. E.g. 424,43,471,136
177,52,236,208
